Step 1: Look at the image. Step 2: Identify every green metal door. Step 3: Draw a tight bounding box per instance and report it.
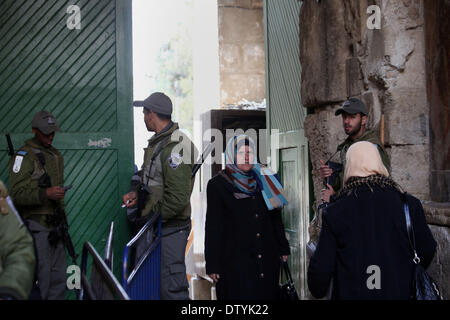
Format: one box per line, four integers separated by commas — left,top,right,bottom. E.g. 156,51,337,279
0,0,134,294
263,0,310,298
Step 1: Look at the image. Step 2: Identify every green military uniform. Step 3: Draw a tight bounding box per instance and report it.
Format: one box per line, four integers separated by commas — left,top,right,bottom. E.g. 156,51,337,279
0,181,36,300
332,129,391,194
9,137,65,225
135,121,196,300
139,122,195,227
8,137,67,300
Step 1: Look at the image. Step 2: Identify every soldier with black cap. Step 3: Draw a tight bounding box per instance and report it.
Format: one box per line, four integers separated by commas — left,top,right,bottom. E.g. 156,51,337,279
319,98,390,202
8,110,67,300
122,92,196,300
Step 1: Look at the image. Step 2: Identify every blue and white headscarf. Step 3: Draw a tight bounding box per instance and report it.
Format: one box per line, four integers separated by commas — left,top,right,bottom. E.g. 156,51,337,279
225,135,288,210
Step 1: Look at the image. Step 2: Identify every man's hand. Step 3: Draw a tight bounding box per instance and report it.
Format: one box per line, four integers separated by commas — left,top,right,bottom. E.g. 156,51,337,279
319,160,333,179
321,183,335,203
122,191,137,208
46,186,65,200
209,273,220,283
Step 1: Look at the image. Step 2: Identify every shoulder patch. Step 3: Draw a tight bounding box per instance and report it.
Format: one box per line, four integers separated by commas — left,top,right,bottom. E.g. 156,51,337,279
168,152,182,170
17,150,27,156
12,155,24,173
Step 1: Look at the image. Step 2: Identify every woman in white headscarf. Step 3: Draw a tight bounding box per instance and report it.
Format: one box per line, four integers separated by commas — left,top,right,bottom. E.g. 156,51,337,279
308,141,437,300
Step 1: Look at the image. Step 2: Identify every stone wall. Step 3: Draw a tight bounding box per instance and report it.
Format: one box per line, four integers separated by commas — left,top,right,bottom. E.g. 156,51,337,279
300,0,449,299
427,223,450,299
218,0,265,106
302,0,430,204
424,0,450,202
423,202,450,299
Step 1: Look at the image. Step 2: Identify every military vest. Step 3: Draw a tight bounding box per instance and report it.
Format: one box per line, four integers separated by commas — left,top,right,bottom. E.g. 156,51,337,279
10,138,64,225
138,123,195,226
140,135,172,218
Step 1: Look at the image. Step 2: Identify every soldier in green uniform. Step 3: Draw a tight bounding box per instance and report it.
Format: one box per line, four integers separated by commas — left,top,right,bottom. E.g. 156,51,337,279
123,92,196,300
8,110,67,300
0,180,36,300
319,98,391,202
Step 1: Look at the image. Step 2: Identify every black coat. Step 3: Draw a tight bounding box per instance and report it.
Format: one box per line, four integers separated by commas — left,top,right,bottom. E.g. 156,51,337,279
204,171,291,300
308,185,437,300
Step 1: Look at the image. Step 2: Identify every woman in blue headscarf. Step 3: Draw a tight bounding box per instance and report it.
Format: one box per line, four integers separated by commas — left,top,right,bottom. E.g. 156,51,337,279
204,135,291,300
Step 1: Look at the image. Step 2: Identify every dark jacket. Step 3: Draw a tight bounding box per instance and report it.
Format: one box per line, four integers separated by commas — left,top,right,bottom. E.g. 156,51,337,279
308,185,437,300
204,171,291,300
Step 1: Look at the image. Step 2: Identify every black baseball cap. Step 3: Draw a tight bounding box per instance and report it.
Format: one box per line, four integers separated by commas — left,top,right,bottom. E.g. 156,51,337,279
335,98,367,116
133,92,173,115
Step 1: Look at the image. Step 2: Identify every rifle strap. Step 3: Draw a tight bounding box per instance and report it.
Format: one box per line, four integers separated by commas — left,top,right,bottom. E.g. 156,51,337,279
32,148,45,165
143,135,171,186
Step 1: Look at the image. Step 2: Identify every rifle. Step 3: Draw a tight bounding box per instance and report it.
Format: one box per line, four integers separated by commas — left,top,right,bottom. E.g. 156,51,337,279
5,133,14,156
47,204,79,299
325,160,343,188
53,206,78,265
316,155,344,215
33,154,78,266
192,142,214,178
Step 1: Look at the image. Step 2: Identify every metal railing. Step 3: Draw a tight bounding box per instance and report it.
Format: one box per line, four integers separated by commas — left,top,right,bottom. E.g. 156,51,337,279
79,240,130,300
104,221,114,269
122,212,162,300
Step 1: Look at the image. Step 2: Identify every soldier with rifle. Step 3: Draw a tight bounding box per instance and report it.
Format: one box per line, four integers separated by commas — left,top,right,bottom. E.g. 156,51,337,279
319,98,390,203
308,98,391,265
8,110,77,300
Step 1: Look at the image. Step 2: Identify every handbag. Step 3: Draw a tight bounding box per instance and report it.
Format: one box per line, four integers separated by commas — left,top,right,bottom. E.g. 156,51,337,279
279,260,299,300
403,196,443,300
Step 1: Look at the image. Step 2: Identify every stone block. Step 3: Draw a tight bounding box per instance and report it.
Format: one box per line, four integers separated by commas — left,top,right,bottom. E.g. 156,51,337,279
423,201,450,227
218,0,250,8
394,29,427,90
304,106,347,205
251,0,263,9
220,73,265,105
242,43,265,73
361,91,381,132
218,0,261,9
219,43,242,73
384,87,428,145
346,57,363,97
384,29,416,71
390,144,430,200
218,7,264,43
430,170,450,203
299,0,350,107
382,0,423,31
427,225,450,300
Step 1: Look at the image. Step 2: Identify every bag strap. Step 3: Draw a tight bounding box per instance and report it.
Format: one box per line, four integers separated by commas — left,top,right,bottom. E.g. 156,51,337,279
402,193,421,265
281,260,294,284
151,135,171,161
